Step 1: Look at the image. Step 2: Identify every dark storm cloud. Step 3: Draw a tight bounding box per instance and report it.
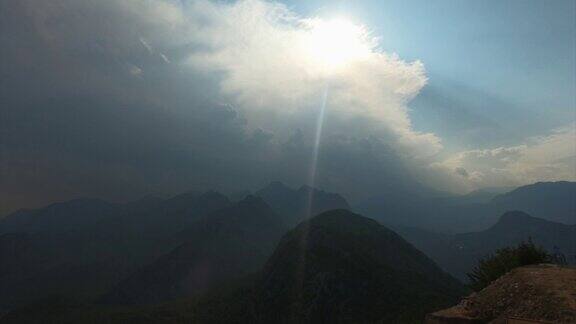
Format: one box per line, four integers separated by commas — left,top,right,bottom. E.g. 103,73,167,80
0,0,428,216
0,0,249,212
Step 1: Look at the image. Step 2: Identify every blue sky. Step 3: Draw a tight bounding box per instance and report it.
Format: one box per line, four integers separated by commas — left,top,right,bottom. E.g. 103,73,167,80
285,0,576,150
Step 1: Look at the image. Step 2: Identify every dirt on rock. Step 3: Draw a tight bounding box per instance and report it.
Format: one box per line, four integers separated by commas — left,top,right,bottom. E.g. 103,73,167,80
426,264,576,324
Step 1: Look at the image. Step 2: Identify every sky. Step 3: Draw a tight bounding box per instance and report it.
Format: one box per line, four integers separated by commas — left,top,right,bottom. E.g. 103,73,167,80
0,0,574,215
286,0,576,146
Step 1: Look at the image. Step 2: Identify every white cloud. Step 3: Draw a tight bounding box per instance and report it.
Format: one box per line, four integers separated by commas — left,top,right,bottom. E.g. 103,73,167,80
180,0,440,158
33,0,439,168
435,124,576,190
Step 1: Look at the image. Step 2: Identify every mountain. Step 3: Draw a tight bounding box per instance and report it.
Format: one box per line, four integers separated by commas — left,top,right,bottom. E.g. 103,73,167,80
0,230,140,309
491,181,576,224
3,182,573,321
90,191,232,243
101,196,286,305
236,209,466,323
398,211,576,281
357,181,575,233
255,181,350,226
0,198,120,234
0,209,465,323
356,191,497,233
453,210,576,253
0,191,232,310
442,187,514,205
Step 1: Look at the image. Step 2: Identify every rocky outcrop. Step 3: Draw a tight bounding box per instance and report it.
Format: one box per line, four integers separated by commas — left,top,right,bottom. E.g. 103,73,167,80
426,264,576,323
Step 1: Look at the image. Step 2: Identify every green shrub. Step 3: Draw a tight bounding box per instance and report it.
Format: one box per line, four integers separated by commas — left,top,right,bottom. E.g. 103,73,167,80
467,240,550,291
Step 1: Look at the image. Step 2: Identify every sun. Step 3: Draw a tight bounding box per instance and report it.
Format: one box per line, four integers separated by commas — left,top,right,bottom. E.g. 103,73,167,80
305,18,372,70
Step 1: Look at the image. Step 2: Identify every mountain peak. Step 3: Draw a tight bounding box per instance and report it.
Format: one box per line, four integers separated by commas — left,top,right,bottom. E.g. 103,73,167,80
255,183,350,226
237,194,266,205
256,209,465,323
300,208,378,230
493,181,576,202
198,190,229,201
256,182,294,198
198,195,279,229
492,211,567,230
490,181,576,224
231,195,272,213
498,210,537,223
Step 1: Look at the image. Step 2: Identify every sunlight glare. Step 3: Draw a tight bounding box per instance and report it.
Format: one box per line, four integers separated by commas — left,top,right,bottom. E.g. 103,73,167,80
306,18,372,70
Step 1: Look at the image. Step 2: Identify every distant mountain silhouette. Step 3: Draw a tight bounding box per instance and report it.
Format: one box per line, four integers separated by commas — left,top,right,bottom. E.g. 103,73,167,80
357,181,575,233
1,182,572,320
0,191,232,310
491,181,576,224
218,209,465,323
0,210,464,323
90,191,232,242
444,187,514,205
101,196,286,305
356,191,496,233
255,181,350,226
0,230,139,309
398,211,576,280
0,198,120,234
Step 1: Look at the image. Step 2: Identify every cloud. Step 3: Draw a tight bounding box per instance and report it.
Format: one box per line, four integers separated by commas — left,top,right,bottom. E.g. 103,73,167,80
183,0,439,157
435,125,576,190
0,0,573,214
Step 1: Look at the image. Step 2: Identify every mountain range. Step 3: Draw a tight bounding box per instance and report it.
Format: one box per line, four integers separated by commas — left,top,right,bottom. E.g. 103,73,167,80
101,196,286,305
255,181,351,226
0,191,233,309
1,209,466,324
398,210,576,280
356,181,575,233
0,183,348,311
0,180,574,322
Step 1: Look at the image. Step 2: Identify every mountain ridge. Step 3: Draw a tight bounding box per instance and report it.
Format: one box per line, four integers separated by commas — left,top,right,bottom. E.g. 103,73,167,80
100,196,286,305
243,209,466,323
398,211,576,280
